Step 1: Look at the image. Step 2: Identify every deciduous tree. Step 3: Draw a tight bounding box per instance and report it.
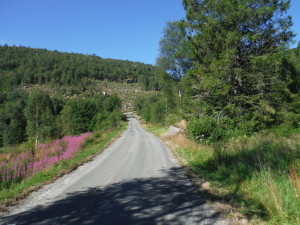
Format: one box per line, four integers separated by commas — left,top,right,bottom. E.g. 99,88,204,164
25,90,54,149
157,21,192,79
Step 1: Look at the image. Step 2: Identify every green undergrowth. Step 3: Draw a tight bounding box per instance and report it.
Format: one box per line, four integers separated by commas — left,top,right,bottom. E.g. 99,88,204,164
144,124,167,136
189,135,300,224
147,123,300,224
0,122,127,205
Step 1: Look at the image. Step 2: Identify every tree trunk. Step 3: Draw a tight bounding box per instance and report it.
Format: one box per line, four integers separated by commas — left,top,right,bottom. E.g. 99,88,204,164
35,105,39,150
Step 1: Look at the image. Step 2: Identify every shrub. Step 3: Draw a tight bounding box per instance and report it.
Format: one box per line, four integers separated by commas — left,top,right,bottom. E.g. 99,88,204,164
108,110,121,128
104,94,121,112
269,124,299,137
94,111,110,130
187,116,216,142
165,114,181,126
150,100,166,124
141,108,151,122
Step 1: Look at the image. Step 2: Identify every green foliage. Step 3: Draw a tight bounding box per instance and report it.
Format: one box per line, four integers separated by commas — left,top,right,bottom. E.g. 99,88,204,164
94,111,110,131
108,110,124,128
171,128,300,223
157,21,192,79
0,46,128,149
269,123,300,137
0,124,125,204
104,94,121,112
179,0,296,129
187,115,259,144
165,114,181,126
158,71,180,112
134,94,168,125
0,45,157,89
25,90,55,143
136,0,300,141
150,99,167,124
283,47,300,94
187,116,216,142
94,109,125,130
135,1,300,223
0,91,27,146
57,93,124,135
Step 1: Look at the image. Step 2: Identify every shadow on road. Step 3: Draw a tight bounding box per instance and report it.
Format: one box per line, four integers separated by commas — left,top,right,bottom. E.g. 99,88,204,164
1,168,225,225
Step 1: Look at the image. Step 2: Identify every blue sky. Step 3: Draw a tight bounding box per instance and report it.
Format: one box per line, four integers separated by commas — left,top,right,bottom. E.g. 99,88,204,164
0,0,299,65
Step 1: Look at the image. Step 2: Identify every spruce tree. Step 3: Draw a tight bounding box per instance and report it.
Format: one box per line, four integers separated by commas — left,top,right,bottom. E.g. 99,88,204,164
181,0,295,126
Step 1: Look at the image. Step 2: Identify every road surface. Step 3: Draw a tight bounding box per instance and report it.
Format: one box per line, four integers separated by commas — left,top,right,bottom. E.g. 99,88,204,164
1,115,229,225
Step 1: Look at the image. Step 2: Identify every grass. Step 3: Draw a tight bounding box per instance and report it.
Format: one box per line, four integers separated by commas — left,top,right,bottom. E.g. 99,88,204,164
146,122,300,224
0,140,35,156
144,124,167,136
0,122,127,208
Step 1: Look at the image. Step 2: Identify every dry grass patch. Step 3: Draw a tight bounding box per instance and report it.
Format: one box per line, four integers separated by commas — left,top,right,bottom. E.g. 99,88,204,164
289,163,300,201
176,120,187,130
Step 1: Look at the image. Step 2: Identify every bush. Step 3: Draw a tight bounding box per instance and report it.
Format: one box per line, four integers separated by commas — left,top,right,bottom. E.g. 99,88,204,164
94,111,110,130
187,116,246,143
165,114,181,126
223,119,257,141
269,124,300,137
277,111,300,128
150,100,166,124
108,110,122,128
187,116,216,142
60,99,96,135
104,94,121,112
141,108,151,122
134,94,167,125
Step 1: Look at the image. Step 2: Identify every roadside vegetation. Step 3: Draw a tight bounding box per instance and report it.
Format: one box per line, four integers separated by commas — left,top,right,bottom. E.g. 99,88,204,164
142,121,300,224
0,84,127,208
135,0,300,224
0,124,126,208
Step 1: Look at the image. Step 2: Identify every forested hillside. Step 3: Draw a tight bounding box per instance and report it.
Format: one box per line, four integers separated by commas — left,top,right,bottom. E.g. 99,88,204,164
0,45,158,90
135,0,300,223
0,45,159,148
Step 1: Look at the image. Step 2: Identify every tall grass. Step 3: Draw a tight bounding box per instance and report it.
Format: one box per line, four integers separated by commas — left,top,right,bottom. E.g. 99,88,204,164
162,131,300,224
289,163,300,201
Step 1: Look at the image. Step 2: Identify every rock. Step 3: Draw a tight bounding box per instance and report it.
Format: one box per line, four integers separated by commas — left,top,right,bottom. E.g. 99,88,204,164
167,126,183,137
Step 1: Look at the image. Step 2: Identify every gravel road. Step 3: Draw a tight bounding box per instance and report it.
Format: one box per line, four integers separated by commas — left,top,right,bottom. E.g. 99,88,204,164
0,115,229,225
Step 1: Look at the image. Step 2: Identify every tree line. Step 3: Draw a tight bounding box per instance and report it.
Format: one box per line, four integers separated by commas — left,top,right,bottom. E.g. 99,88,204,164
0,88,125,148
135,0,300,143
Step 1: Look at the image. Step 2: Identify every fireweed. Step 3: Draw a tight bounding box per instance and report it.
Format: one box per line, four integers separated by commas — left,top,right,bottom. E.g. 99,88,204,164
0,133,90,189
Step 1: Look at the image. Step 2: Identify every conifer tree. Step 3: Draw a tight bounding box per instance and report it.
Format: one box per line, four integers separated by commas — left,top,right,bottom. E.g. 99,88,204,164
181,0,295,125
